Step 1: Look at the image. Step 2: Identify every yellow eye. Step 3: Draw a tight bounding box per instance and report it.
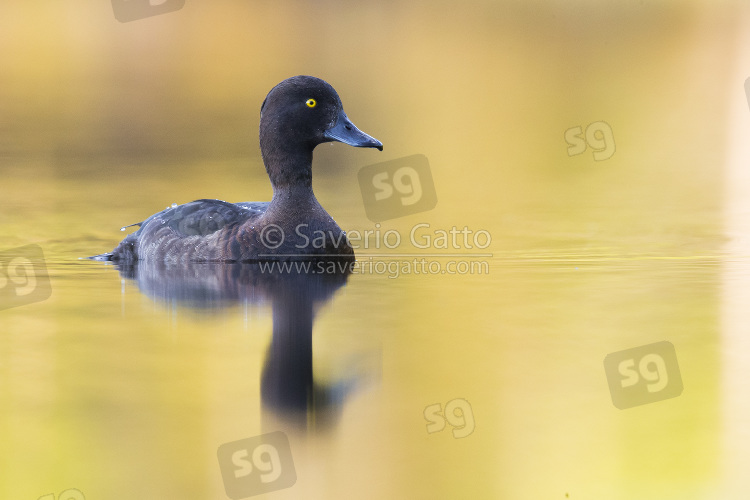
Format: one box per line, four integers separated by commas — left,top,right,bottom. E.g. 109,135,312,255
306,98,317,108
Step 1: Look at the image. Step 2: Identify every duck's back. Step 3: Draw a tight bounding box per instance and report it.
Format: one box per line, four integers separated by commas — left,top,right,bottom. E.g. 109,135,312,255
104,198,355,263
109,199,267,264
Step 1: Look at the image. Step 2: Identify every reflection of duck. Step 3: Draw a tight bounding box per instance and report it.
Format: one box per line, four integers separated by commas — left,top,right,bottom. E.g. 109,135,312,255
93,76,382,263
113,260,378,431
113,260,350,309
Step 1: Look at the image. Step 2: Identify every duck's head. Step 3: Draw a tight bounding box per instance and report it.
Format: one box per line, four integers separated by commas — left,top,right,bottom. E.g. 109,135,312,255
260,76,383,169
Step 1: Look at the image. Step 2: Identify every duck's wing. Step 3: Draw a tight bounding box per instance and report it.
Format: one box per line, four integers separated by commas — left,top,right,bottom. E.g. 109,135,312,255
96,199,269,262
234,201,270,219
138,199,268,237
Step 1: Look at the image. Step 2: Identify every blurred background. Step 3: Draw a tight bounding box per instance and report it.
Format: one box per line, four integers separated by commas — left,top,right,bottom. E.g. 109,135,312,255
2,0,750,499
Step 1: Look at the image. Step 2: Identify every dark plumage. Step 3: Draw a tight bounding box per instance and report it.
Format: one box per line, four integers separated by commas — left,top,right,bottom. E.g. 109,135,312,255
93,76,382,263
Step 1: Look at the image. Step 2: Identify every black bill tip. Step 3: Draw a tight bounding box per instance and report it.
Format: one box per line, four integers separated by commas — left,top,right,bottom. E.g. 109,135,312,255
324,110,383,151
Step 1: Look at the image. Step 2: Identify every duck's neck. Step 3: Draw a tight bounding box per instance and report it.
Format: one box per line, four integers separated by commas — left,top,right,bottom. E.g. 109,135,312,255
262,147,323,214
264,148,313,190
270,184,319,208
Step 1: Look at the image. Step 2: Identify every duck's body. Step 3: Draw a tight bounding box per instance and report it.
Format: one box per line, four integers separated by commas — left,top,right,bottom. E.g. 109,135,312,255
110,194,351,264
96,76,382,263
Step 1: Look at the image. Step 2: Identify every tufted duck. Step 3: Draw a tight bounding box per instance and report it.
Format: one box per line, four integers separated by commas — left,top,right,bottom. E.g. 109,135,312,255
93,76,382,263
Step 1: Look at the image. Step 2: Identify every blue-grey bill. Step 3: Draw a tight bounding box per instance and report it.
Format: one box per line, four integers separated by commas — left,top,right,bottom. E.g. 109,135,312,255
324,110,383,151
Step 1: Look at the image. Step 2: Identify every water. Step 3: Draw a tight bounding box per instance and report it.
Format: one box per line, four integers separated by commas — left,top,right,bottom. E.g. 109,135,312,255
0,173,734,499
3,1,750,499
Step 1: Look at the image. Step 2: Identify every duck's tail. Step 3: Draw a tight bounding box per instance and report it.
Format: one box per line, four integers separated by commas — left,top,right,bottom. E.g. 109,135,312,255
87,252,115,261
88,232,138,263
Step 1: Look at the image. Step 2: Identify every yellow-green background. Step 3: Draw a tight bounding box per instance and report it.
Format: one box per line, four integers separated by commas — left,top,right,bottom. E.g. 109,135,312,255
1,1,749,498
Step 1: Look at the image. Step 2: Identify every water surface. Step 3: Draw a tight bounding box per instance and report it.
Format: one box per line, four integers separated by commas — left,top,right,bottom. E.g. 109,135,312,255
2,1,750,499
